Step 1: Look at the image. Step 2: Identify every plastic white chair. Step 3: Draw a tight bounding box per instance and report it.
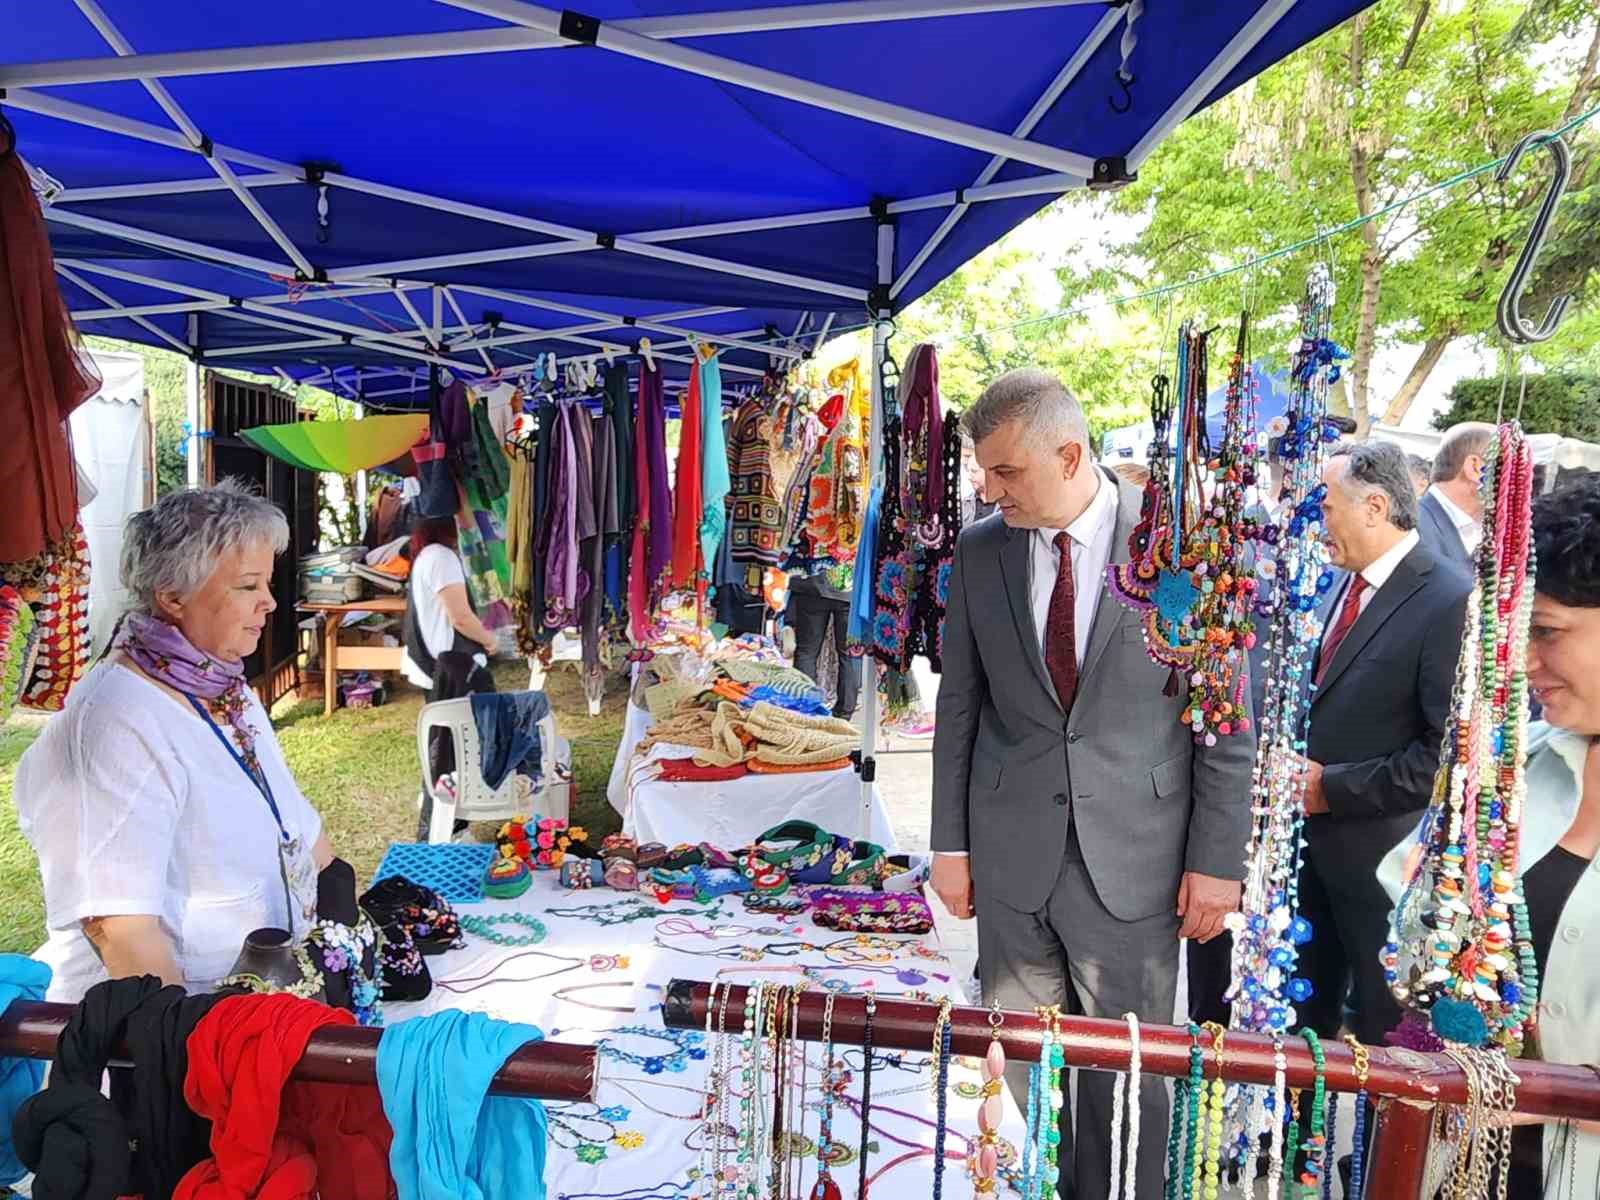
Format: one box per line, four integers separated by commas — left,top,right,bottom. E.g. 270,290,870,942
416,694,572,843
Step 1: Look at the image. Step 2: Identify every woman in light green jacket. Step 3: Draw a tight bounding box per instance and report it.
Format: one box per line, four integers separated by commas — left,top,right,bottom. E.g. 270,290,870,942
1382,472,1600,1196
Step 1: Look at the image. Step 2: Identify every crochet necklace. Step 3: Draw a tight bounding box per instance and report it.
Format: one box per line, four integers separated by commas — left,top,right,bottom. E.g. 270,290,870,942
1384,421,1537,1052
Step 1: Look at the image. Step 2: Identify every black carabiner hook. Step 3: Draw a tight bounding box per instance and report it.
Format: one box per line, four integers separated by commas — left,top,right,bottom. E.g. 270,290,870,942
1109,72,1135,115
1495,129,1574,345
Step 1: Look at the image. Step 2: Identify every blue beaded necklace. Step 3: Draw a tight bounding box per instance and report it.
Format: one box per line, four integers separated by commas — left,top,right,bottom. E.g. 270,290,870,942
595,1025,708,1076
930,1003,953,1200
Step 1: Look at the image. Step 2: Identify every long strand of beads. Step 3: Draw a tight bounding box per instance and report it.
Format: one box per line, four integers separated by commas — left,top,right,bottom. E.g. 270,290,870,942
811,992,839,1200
1022,1055,1044,1200
697,981,719,1200
1123,1014,1141,1200
1165,1041,1190,1200
1182,1024,1206,1200
857,995,876,1200
1264,1037,1287,1200
1319,1087,1337,1200
1041,1009,1066,1200
1343,1036,1371,1200
1201,1024,1227,1200
1296,1031,1327,1198
930,1004,953,1200
973,1001,1005,1197
1109,1033,1128,1200
460,912,548,945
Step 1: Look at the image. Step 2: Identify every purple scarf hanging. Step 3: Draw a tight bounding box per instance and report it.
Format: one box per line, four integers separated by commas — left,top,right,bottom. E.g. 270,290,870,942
638,362,672,591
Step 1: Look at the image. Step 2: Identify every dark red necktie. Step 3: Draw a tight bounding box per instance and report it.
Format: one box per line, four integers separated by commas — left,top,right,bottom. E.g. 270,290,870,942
1314,575,1369,686
1044,531,1079,711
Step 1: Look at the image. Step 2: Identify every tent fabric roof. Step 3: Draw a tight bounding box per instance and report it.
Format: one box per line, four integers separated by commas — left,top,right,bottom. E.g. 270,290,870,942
8,0,1374,400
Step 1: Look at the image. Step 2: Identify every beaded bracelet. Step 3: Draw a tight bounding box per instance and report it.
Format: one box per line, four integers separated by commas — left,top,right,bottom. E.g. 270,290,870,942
1342,1035,1371,1200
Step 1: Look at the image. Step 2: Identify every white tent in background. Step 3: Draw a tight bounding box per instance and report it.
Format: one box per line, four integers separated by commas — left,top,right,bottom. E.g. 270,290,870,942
70,349,148,655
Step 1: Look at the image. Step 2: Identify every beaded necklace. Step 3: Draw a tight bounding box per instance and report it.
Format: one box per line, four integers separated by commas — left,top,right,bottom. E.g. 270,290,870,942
460,912,548,945
811,993,840,1200
596,1025,708,1076
858,995,876,1199
1199,1023,1227,1200
1165,1023,1204,1200
930,999,953,1200
1342,1035,1370,1200
971,1000,1004,1198
1384,422,1537,1052
549,897,727,925
1264,1036,1288,1200
1107,1012,1141,1200
1295,1029,1327,1198
1027,1006,1064,1200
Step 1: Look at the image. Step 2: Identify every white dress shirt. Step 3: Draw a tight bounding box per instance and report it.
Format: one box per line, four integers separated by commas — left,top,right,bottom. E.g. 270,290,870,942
1028,466,1118,668
1427,484,1481,555
1321,527,1420,654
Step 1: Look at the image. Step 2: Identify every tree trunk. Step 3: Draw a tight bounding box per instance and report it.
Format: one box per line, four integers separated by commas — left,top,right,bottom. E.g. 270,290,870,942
1380,331,1455,427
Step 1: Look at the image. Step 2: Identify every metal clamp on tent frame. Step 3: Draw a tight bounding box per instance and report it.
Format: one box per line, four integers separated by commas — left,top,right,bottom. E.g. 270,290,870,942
558,9,602,44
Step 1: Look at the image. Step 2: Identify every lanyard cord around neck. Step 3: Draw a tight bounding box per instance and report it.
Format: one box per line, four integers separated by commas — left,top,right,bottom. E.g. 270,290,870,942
184,694,288,841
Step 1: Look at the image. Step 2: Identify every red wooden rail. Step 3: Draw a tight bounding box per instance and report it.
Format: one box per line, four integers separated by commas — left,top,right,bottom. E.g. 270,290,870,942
0,999,597,1101
662,980,1600,1200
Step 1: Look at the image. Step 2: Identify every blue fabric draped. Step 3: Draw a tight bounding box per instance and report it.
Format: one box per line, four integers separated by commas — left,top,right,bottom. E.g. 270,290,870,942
0,955,51,1186
377,1010,549,1200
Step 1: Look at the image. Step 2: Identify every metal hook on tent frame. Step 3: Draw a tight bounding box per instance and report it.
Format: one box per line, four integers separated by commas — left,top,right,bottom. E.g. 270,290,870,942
1494,129,1574,345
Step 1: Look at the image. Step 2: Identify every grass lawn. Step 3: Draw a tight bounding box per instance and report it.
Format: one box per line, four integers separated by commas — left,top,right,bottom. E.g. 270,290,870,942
0,659,628,956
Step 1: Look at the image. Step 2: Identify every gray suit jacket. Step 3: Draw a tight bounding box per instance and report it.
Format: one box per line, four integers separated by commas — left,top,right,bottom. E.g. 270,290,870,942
931,469,1255,921
1416,490,1471,569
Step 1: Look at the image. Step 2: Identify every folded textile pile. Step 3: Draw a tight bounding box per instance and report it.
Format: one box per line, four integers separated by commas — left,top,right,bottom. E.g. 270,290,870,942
639,698,859,772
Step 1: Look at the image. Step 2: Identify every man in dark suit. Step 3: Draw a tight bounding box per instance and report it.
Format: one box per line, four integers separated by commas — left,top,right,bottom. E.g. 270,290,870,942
932,369,1253,1200
1293,440,1470,1043
1416,422,1494,569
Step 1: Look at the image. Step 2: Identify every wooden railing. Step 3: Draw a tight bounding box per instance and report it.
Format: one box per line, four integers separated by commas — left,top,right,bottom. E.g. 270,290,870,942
662,980,1600,1200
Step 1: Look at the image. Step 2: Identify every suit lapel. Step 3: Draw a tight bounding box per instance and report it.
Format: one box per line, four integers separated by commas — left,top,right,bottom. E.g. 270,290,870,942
1000,526,1059,706
1313,549,1429,703
1078,469,1139,688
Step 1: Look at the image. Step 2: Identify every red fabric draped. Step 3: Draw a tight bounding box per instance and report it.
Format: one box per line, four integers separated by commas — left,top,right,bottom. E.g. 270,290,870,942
670,360,704,591
176,994,394,1200
0,151,100,563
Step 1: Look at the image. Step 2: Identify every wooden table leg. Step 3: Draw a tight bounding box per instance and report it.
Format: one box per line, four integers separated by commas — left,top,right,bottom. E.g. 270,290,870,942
323,614,337,717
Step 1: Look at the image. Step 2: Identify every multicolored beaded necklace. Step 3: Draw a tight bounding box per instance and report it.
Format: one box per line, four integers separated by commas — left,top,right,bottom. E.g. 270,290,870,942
1107,315,1260,745
1383,421,1537,1052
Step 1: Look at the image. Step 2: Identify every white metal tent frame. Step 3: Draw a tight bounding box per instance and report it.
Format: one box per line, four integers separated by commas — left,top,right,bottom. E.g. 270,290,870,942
9,0,1306,837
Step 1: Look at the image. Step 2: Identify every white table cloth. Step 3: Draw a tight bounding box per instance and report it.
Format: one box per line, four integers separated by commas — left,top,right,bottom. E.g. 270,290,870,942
385,869,1026,1200
606,700,896,850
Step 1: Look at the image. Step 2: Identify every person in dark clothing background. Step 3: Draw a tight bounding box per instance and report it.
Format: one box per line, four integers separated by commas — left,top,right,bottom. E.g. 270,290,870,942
787,570,861,718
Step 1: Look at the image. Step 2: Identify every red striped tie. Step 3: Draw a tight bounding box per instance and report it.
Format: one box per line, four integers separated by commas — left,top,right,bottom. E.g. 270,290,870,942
1314,575,1368,687
1044,531,1079,711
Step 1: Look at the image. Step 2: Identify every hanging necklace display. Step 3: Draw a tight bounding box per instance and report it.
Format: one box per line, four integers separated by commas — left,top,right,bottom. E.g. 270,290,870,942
858,994,876,1200
1384,422,1538,1053
971,1000,1005,1198
810,993,841,1200
1342,1035,1371,1200
1224,262,1347,1034
1107,1013,1141,1200
1164,1024,1204,1200
1107,316,1259,744
929,999,954,1200
1295,1029,1328,1198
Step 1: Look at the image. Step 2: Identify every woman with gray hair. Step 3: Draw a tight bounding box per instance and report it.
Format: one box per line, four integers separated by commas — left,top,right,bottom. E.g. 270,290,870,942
15,480,334,1002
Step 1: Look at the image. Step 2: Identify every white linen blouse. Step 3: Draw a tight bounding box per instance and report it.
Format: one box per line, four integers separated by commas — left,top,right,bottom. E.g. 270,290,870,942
15,659,323,1003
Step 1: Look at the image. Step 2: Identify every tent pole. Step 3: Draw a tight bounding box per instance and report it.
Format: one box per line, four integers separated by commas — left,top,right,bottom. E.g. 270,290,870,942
56,175,299,203
45,206,294,277
202,337,345,358
890,5,1120,299
859,213,894,844
185,314,204,488
71,299,231,321
1125,0,1299,170
440,0,1098,177
2,0,1099,89
54,263,192,355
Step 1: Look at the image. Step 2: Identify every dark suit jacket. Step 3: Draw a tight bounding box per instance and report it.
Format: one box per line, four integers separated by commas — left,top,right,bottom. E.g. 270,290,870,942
1304,541,1470,875
1416,490,1471,569
931,468,1255,920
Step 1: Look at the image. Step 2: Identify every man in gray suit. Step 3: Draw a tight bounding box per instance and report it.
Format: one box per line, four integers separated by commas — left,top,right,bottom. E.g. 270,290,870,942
931,369,1253,1200
1416,421,1494,567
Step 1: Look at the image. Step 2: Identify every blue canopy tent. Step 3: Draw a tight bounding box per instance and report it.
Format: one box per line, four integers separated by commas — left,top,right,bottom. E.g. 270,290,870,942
5,0,1377,833
5,0,1375,400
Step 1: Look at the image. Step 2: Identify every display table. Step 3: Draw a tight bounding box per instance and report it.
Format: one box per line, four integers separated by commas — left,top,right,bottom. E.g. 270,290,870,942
606,699,897,849
297,596,407,716
385,869,1025,1200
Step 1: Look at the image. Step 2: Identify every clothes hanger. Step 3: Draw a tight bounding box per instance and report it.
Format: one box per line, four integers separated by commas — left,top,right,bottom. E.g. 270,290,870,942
638,337,656,374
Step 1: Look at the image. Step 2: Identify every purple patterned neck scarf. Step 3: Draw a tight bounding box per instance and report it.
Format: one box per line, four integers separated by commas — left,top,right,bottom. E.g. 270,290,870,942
115,611,260,770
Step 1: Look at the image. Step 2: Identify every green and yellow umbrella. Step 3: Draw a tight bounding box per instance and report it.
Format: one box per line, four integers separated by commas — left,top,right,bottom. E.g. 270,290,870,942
239,414,429,474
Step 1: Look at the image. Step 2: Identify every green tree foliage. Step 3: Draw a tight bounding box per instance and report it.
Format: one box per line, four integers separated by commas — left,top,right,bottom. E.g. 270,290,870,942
1433,371,1600,440
1054,0,1600,436
894,240,1158,437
